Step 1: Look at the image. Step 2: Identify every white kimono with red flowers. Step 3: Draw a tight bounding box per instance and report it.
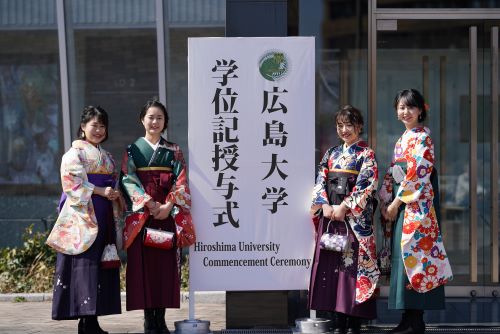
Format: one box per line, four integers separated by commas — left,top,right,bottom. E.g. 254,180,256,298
379,127,453,292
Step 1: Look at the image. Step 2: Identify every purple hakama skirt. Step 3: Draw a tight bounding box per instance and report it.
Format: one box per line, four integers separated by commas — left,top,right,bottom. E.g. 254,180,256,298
52,174,121,320
309,217,376,319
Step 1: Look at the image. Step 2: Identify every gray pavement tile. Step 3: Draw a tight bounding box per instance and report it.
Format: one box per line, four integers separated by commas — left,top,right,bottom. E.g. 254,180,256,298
0,300,225,334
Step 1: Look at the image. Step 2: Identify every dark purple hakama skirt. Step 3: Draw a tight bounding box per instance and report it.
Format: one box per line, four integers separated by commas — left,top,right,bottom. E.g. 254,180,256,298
309,217,376,319
52,174,121,320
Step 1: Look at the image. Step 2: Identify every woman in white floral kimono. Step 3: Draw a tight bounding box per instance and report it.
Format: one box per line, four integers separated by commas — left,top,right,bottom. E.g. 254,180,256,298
380,89,453,334
47,106,122,334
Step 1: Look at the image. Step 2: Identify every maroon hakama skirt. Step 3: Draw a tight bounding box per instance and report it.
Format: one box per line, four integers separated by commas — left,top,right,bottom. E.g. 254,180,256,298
126,170,181,311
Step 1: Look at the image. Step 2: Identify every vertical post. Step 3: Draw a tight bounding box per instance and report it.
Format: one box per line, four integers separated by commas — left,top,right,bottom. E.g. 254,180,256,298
224,0,291,329
422,55,429,99
469,26,478,283
56,0,71,151
439,56,447,224
490,26,499,283
189,286,195,320
226,0,287,37
340,59,349,106
368,0,377,150
156,0,169,113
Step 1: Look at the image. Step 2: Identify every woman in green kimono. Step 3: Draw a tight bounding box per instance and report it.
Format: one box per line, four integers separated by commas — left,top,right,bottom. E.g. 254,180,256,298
120,100,195,334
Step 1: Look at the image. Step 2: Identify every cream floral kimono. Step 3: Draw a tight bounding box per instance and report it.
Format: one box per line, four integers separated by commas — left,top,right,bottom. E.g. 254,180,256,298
46,140,120,255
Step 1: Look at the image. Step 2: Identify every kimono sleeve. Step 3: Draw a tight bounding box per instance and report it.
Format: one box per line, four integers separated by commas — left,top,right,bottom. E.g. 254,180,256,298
378,162,395,205
396,132,434,204
60,148,94,206
167,146,191,213
343,148,378,217
311,148,332,208
120,148,152,212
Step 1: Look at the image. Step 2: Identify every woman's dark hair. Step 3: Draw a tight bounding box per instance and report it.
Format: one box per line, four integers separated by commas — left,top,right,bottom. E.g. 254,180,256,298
77,105,109,142
140,100,169,132
334,104,364,135
393,88,427,123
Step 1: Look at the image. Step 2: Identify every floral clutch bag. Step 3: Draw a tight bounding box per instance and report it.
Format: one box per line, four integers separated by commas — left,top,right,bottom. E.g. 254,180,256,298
143,227,174,250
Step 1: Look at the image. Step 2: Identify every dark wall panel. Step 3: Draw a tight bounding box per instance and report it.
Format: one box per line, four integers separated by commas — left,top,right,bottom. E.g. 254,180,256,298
226,0,287,37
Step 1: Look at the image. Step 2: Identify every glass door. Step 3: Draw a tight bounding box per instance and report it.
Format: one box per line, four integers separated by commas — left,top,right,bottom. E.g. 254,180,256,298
374,17,500,323
481,20,500,294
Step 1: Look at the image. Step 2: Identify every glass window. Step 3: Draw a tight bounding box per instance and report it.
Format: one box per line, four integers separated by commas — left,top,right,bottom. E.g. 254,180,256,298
298,0,368,161
376,18,499,287
65,0,158,161
165,0,226,152
0,0,62,246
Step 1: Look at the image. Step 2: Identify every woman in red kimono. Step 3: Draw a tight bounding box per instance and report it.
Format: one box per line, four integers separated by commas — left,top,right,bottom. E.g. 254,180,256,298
120,100,194,334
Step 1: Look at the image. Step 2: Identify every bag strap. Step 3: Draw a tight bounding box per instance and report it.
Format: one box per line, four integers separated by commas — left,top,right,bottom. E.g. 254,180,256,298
325,219,349,239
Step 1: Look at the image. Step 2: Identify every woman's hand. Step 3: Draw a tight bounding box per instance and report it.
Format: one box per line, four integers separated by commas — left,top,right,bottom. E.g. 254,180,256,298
385,198,402,221
322,204,334,219
95,186,119,201
146,200,160,216
153,202,174,220
380,203,389,220
104,187,119,201
332,203,348,221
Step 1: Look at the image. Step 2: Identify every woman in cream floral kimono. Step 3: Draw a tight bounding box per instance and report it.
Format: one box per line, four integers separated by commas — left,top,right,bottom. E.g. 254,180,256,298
47,106,121,334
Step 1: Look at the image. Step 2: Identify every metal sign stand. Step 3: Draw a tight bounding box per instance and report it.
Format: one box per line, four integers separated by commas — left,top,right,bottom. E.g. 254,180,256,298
174,283,211,334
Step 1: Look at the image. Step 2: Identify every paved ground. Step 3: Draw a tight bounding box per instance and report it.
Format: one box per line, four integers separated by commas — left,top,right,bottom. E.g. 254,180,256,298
1,294,500,334
0,297,225,334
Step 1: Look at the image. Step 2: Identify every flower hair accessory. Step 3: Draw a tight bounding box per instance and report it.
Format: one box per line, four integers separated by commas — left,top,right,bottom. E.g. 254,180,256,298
424,103,430,112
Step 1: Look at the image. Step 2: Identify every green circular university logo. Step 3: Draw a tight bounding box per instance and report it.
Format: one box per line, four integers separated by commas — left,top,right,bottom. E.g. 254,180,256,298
259,51,289,81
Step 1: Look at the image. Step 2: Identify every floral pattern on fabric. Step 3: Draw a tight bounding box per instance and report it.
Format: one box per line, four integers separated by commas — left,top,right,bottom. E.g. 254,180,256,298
120,138,195,248
46,140,119,255
341,240,357,273
379,127,453,293
120,151,152,212
311,140,380,304
163,142,195,248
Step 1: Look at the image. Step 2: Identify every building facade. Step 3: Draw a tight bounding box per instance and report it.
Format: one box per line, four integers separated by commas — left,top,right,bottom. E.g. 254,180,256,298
0,0,499,325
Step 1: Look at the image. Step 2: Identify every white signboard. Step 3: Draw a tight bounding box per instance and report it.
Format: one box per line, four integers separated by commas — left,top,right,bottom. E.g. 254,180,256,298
188,37,315,291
